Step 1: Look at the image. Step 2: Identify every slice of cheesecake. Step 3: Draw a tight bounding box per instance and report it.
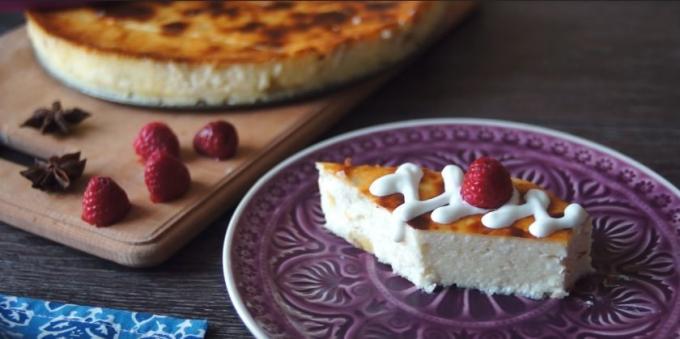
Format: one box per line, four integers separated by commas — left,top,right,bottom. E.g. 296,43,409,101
316,161,592,299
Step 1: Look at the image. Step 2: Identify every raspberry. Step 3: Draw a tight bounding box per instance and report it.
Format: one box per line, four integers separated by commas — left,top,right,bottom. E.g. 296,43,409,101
144,151,191,203
133,122,180,161
193,120,239,160
461,157,513,209
81,176,131,227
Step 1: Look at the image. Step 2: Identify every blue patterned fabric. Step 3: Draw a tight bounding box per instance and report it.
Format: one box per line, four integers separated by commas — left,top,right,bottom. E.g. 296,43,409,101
0,294,207,338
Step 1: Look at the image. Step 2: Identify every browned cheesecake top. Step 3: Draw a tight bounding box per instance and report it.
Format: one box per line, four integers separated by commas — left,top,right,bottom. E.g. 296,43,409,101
27,1,438,64
320,162,574,243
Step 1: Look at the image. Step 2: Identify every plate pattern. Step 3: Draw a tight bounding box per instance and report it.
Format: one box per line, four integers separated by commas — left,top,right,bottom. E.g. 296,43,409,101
229,123,680,338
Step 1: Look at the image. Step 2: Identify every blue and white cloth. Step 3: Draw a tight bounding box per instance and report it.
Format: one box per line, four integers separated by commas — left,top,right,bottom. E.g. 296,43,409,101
0,293,207,338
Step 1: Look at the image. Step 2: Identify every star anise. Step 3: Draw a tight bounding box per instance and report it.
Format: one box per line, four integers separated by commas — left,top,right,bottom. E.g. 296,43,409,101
20,152,87,192
21,101,91,135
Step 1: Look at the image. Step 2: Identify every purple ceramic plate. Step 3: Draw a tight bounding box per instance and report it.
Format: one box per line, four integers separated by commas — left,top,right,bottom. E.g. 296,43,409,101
223,119,680,338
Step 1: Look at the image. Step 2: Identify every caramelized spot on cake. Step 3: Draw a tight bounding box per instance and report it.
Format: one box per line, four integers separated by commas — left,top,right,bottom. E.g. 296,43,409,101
290,12,310,22
240,22,264,33
162,22,189,35
262,26,289,42
265,1,295,11
313,11,351,27
365,2,398,11
377,194,404,211
213,6,241,18
204,45,222,54
509,227,527,237
206,2,224,15
409,215,431,230
182,7,205,17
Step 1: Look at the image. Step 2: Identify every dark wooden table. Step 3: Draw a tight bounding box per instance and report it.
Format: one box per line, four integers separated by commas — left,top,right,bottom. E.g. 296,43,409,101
2,2,680,338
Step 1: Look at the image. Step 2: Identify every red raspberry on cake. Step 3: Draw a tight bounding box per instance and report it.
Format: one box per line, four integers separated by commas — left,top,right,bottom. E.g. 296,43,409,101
461,157,513,209
144,151,191,203
193,120,239,160
81,176,131,227
133,122,180,161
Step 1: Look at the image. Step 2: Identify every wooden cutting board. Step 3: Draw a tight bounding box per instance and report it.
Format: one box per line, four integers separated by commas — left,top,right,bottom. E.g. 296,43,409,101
0,2,475,267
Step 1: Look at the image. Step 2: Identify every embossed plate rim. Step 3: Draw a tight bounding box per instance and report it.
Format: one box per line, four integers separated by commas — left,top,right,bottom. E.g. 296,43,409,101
222,118,680,338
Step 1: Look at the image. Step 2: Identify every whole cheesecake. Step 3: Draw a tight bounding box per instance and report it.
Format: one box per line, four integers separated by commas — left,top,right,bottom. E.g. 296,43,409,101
317,161,593,299
26,1,451,107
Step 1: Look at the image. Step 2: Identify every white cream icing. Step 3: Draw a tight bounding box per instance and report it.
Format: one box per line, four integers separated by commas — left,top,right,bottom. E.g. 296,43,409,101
368,162,588,241
482,189,588,237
